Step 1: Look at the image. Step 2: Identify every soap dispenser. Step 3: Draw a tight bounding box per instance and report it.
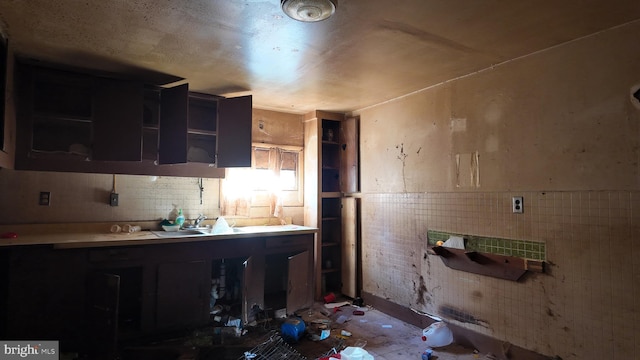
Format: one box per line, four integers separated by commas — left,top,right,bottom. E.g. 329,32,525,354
175,209,185,228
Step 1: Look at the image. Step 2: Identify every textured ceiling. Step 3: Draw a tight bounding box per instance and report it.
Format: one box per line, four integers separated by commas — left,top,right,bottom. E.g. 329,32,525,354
1,0,640,114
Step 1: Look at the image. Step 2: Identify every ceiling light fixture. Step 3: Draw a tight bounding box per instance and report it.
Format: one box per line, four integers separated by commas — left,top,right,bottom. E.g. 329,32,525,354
281,0,337,22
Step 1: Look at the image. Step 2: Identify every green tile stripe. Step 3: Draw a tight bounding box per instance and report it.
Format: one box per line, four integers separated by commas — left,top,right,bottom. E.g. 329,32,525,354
427,230,545,261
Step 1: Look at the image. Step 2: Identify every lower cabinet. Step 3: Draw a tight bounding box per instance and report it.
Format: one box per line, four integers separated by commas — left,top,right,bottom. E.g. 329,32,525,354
1,246,88,353
0,233,314,356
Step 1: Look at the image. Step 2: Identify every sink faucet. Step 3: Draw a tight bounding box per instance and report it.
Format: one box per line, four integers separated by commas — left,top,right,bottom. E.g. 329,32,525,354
194,214,207,227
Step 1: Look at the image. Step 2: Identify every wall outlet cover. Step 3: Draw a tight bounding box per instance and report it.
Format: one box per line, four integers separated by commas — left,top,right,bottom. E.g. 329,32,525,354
512,196,524,213
39,191,51,206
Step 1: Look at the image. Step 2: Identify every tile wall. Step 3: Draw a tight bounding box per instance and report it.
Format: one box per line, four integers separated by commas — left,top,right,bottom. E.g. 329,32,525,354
0,169,304,225
0,170,222,224
427,230,546,261
361,191,639,359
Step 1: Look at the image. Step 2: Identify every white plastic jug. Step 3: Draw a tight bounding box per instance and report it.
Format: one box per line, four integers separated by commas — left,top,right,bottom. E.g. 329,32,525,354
421,322,453,347
340,347,374,360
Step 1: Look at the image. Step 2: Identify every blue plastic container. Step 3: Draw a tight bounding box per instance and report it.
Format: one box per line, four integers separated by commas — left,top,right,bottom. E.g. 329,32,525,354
281,317,306,343
421,348,433,360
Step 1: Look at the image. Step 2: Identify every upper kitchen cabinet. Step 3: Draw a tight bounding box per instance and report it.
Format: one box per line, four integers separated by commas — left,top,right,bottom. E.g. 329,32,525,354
13,60,252,177
14,62,144,171
158,86,252,169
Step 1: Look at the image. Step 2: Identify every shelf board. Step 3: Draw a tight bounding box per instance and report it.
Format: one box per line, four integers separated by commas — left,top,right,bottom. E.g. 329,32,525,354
429,246,544,281
322,268,340,274
322,217,340,221
34,113,92,123
322,242,339,247
322,140,340,145
187,128,217,136
321,192,342,198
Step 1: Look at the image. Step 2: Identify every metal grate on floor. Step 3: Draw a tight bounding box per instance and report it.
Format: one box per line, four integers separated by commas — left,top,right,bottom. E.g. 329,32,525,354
239,332,307,360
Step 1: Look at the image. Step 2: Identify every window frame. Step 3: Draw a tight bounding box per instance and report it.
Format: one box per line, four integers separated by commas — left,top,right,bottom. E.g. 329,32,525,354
222,143,304,209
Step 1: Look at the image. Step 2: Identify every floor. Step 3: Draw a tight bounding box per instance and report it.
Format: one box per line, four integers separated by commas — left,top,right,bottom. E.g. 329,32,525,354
119,301,490,360
295,303,486,360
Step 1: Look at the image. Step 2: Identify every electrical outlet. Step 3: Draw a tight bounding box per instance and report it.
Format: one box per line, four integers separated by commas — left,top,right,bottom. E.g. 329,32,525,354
39,191,51,206
110,192,119,207
512,196,524,213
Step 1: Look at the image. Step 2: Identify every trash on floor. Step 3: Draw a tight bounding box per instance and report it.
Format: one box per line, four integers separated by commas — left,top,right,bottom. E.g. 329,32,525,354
242,331,307,360
281,317,306,343
340,346,374,360
336,314,351,324
421,321,453,347
319,346,374,360
421,348,433,360
275,308,287,319
324,292,337,303
325,301,351,309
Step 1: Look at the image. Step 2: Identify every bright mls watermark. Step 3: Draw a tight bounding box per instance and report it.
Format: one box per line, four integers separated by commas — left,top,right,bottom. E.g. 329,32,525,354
0,341,58,359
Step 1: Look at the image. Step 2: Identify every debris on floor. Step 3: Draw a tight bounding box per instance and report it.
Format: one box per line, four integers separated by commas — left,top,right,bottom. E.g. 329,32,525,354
112,295,505,360
241,331,307,360
421,321,454,347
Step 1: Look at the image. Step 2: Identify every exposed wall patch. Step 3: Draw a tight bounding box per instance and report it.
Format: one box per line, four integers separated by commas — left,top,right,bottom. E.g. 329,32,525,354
396,143,408,192
455,151,480,188
471,151,480,187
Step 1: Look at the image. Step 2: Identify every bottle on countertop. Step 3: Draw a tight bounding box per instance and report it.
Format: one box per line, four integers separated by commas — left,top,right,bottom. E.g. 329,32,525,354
175,209,185,228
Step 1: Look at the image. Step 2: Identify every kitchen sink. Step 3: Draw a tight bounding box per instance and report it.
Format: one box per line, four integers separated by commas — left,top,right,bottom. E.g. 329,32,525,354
151,224,305,238
151,229,210,237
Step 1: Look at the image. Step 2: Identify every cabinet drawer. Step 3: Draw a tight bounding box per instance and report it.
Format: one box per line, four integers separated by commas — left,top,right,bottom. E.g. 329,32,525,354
88,247,144,263
265,235,310,249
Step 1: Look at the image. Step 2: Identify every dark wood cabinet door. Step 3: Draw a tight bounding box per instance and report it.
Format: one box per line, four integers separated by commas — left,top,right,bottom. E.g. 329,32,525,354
158,84,188,164
341,197,360,298
340,116,359,193
156,260,209,329
217,95,252,167
0,33,7,158
86,272,120,360
93,78,143,161
242,255,265,324
287,250,312,315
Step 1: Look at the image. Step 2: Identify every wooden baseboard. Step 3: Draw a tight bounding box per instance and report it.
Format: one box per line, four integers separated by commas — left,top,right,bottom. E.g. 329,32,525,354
361,292,552,360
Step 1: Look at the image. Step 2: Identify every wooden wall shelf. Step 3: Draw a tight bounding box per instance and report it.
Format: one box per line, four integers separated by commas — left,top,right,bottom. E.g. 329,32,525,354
429,246,544,281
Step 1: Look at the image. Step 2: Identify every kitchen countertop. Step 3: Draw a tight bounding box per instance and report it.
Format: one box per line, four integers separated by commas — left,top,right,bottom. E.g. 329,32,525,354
0,223,317,249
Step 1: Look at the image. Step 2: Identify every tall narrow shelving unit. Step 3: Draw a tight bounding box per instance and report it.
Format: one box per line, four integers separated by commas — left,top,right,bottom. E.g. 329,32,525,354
304,111,359,299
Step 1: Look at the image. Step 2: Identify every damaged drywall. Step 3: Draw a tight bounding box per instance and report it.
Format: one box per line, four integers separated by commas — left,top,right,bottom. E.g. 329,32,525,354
455,151,480,188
